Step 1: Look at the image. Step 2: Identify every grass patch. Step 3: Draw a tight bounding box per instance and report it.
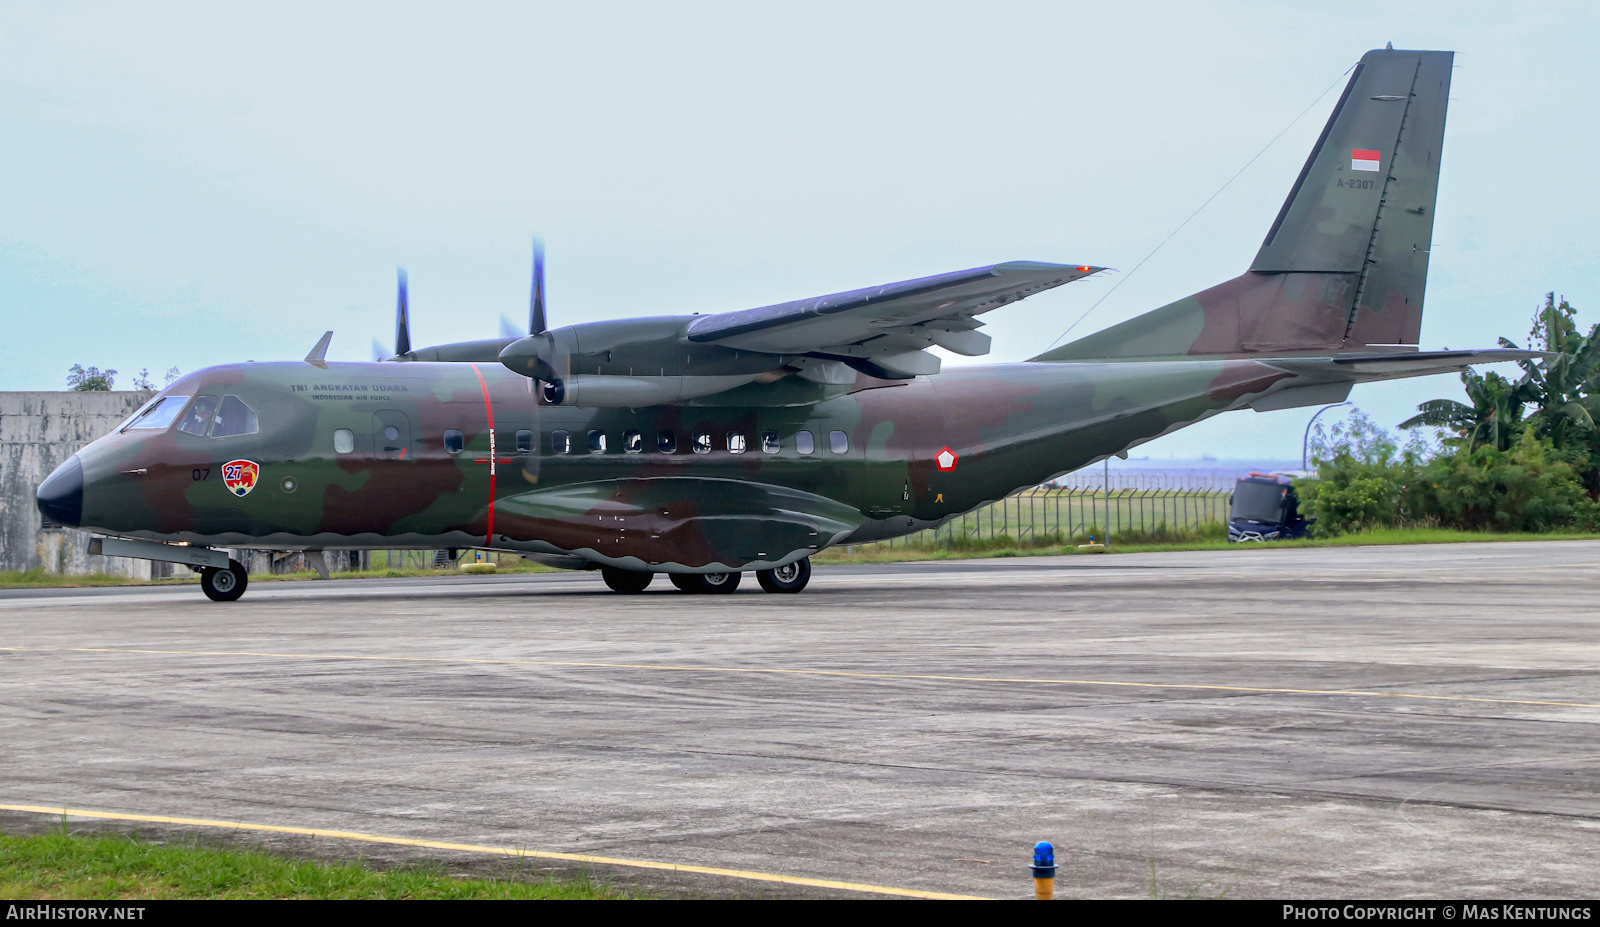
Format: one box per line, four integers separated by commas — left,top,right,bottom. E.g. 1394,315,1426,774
814,527,1600,564
0,568,196,589
0,828,623,900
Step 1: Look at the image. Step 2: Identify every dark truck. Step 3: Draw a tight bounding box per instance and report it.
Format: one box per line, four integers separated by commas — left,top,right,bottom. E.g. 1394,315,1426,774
1228,473,1311,542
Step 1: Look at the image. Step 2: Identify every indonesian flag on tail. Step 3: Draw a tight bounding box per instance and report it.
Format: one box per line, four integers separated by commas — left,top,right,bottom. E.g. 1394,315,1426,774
1351,149,1381,172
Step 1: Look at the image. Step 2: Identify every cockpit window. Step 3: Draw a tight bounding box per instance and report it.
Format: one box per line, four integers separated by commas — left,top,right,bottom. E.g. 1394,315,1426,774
115,396,162,432
210,395,260,437
178,396,218,435
125,396,190,431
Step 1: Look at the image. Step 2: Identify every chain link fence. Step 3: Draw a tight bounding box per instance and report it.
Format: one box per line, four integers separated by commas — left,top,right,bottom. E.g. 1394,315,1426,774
879,470,1238,550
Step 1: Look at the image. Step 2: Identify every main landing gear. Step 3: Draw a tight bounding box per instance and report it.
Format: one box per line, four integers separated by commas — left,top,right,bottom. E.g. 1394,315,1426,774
199,558,249,602
755,558,810,594
599,557,813,595
601,566,654,594
670,571,742,594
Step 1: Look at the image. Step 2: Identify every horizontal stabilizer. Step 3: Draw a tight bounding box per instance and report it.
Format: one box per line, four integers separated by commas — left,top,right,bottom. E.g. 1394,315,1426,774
1262,348,1547,378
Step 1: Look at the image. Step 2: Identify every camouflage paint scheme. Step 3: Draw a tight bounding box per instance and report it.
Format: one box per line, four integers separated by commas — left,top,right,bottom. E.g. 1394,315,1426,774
43,48,1537,576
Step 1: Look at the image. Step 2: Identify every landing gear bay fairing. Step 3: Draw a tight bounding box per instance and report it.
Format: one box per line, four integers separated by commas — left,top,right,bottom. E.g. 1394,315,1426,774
37,48,1535,599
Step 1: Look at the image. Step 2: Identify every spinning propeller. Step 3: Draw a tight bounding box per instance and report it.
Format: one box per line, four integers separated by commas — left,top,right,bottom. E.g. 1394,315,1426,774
500,239,569,403
372,269,415,362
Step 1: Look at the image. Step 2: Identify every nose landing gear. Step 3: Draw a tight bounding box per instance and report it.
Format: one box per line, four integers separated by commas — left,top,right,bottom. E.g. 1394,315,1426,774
199,558,250,602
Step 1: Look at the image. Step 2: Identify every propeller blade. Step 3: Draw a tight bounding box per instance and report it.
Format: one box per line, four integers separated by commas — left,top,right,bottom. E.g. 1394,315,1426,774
499,314,520,340
395,268,412,357
371,338,386,363
530,239,547,335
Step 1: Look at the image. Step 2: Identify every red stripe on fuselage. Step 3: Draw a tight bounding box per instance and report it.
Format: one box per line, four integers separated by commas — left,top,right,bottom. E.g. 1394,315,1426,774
469,363,496,545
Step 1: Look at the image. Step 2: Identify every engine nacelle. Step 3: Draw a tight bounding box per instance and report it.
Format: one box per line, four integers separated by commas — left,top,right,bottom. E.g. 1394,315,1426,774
500,316,789,406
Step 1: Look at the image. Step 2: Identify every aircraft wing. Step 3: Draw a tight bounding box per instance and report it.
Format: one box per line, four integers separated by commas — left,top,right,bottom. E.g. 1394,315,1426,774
684,261,1102,378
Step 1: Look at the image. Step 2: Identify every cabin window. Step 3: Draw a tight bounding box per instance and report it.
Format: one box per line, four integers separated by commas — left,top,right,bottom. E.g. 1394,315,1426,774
587,430,607,454
515,429,534,455
178,396,217,435
795,430,815,455
829,430,849,455
210,396,259,437
443,429,464,454
623,429,643,454
335,428,356,454
692,432,712,454
552,430,571,454
727,432,746,454
126,396,189,431
657,430,677,453
761,431,780,454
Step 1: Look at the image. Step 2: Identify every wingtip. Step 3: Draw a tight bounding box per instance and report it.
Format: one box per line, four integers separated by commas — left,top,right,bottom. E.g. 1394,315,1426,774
992,261,1108,276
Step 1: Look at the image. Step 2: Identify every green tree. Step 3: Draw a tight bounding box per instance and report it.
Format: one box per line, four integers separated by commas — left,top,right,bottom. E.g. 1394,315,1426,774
1408,427,1598,532
1399,368,1530,451
1404,293,1600,492
1300,410,1428,534
66,364,116,391
1304,408,1597,535
1502,294,1599,454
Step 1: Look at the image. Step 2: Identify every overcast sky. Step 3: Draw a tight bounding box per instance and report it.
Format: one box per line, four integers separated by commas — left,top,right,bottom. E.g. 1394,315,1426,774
2,1,1595,459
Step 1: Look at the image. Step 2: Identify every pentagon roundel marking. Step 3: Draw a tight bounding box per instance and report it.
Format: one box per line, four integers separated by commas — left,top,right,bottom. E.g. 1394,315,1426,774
935,446,958,471
221,459,260,497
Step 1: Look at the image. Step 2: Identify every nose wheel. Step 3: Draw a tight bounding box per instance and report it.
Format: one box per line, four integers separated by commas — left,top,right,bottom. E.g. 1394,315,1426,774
199,559,249,602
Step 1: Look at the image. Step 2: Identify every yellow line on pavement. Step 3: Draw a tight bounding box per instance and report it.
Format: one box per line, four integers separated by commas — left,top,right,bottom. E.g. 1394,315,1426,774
0,803,983,900
6,645,1600,711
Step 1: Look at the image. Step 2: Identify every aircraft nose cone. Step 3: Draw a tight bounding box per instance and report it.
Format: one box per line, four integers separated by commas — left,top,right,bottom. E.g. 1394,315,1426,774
36,455,84,528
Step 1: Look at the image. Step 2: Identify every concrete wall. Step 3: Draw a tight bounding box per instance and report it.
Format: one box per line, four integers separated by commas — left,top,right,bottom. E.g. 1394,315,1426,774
0,390,157,575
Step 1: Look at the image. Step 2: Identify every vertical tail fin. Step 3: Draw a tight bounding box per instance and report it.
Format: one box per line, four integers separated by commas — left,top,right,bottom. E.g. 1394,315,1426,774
1036,48,1453,362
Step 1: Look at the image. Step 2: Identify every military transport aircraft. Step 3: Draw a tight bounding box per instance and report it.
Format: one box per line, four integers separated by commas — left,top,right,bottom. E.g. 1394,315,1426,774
37,47,1537,601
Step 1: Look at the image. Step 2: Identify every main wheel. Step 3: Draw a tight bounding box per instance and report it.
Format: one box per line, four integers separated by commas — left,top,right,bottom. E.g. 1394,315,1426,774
601,566,654,594
669,571,742,594
756,558,811,594
200,558,249,602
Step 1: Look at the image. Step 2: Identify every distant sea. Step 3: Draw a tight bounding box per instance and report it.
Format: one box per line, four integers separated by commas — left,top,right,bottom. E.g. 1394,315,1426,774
1048,457,1304,491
